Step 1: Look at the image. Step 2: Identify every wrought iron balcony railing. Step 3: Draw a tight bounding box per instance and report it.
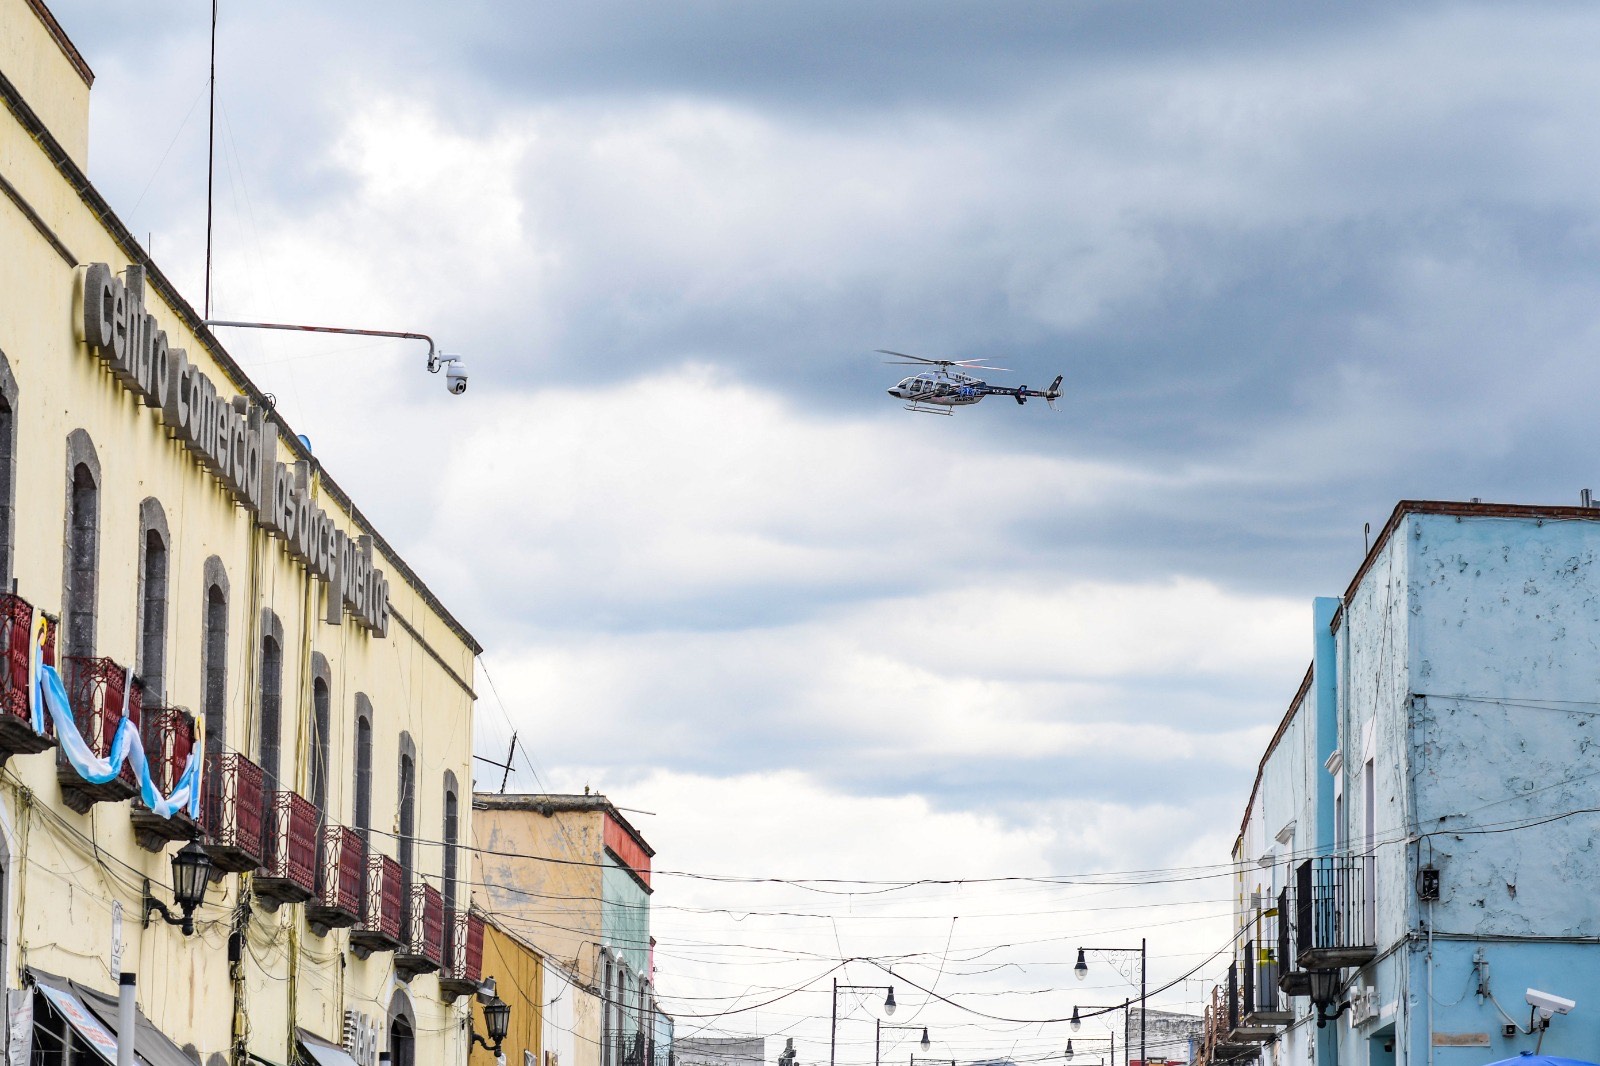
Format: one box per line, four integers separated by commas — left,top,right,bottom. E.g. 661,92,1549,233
396,882,444,977
308,825,366,935
256,789,319,908
1238,938,1292,1027
57,656,140,812
0,594,53,763
351,852,404,957
130,706,200,850
202,749,268,872
1293,856,1376,968
439,908,486,999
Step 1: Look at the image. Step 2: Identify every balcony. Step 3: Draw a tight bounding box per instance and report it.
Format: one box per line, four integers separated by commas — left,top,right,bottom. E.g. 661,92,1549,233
307,825,366,935
1238,939,1293,1029
1197,984,1259,1066
202,750,267,872
439,908,485,999
396,882,445,979
130,706,200,850
256,790,319,908
0,594,54,764
1293,856,1376,969
350,852,404,958
56,657,140,813
1276,888,1313,996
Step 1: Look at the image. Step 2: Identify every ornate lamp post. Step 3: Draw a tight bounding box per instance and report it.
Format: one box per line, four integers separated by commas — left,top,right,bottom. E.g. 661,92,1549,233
1075,941,1147,1066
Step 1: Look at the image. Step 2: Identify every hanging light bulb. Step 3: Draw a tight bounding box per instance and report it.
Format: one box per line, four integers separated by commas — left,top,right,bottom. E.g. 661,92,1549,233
1070,1006,1082,1033
1074,949,1089,981
884,987,897,1016
920,1029,930,1050
1065,1041,1075,1062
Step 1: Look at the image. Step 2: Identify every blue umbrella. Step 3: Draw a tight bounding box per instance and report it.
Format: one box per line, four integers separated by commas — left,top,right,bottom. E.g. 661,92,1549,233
1478,1056,1600,1066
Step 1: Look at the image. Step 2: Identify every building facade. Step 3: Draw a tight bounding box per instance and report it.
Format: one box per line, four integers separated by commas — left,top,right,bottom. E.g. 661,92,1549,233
473,794,666,1066
1197,501,1600,1066
0,2,485,1064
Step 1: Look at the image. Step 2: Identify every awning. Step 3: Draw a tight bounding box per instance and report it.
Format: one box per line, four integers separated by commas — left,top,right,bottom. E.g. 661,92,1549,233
73,978,198,1066
28,969,198,1066
296,1028,361,1066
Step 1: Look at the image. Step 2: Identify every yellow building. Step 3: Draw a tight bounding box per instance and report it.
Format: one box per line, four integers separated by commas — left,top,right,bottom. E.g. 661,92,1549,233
469,921,546,1066
0,3,485,1065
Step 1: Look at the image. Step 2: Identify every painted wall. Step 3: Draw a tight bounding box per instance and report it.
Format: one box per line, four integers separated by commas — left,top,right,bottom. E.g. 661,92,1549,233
473,922,545,1066
0,4,479,1063
1228,509,1600,1066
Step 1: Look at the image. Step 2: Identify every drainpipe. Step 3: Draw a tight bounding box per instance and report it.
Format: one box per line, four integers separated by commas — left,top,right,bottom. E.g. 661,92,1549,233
1312,598,1341,1066
1313,597,1340,857
117,972,135,1066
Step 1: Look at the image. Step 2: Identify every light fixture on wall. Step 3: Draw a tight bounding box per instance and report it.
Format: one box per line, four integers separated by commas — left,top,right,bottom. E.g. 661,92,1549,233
471,997,511,1055
1308,970,1351,1028
143,839,213,936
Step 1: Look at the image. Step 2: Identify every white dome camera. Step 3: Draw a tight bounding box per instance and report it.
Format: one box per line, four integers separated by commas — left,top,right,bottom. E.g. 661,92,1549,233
446,358,468,395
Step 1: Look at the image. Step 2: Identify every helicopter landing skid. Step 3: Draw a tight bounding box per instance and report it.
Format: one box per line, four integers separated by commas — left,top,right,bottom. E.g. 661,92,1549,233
904,403,953,416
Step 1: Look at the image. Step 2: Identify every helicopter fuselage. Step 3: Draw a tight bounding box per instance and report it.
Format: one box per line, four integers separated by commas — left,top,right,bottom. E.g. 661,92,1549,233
886,372,988,407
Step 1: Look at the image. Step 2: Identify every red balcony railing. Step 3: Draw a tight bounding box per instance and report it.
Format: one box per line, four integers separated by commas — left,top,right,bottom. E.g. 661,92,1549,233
397,882,445,977
256,790,319,906
130,706,200,850
350,853,404,957
0,594,54,762
57,656,139,811
307,825,366,934
202,750,267,872
439,908,486,999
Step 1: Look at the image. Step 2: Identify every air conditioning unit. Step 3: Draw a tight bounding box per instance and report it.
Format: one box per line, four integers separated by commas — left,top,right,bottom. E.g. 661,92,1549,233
1349,987,1379,1025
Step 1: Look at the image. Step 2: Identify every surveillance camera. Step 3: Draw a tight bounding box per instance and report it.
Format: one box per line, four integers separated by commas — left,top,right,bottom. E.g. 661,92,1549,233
446,358,468,395
1526,989,1575,1016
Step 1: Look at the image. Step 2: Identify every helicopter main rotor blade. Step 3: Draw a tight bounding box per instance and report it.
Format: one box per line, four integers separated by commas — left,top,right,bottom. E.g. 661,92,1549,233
876,349,952,366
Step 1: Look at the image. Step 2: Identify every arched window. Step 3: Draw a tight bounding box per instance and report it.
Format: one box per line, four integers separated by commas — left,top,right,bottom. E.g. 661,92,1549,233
62,431,101,683
397,734,416,893
353,695,373,838
442,772,460,915
386,990,416,1066
201,557,230,752
137,500,170,702
0,351,17,590
309,654,332,819
258,610,283,788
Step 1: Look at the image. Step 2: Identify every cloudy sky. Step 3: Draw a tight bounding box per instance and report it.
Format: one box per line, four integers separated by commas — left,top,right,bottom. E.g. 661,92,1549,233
43,0,1600,1059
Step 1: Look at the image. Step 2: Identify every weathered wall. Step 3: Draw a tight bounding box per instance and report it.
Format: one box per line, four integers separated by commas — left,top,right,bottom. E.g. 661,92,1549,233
473,804,605,982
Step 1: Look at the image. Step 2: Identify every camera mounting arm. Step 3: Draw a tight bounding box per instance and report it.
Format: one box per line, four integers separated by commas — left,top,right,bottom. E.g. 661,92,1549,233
202,320,437,369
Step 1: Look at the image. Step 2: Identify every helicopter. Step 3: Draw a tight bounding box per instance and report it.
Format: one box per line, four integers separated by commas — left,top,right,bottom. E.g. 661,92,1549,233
879,350,1064,415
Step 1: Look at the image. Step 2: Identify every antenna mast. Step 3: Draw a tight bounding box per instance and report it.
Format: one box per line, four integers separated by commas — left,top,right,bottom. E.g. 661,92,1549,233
204,0,217,318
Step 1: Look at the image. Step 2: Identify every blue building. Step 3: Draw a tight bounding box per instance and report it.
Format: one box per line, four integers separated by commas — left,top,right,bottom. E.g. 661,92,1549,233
1197,500,1600,1066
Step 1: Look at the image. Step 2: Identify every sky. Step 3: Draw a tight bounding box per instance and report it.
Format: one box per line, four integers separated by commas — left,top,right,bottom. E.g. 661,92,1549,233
39,0,1600,1061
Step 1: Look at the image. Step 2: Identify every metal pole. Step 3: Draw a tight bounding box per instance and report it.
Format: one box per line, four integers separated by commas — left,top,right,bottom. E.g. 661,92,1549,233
830,979,838,1066
1139,939,1146,1066
875,1018,881,1066
204,0,217,319
117,973,135,1066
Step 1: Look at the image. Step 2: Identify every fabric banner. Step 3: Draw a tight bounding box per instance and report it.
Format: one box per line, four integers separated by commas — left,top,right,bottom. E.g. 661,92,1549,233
36,983,118,1065
27,613,202,821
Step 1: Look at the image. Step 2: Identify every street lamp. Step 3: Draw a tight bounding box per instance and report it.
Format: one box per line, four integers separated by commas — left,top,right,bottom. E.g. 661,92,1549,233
1074,942,1146,1066
877,1022,931,1066
471,996,512,1054
1065,1035,1113,1065
143,839,214,935
831,982,897,1066
1306,970,1350,1029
